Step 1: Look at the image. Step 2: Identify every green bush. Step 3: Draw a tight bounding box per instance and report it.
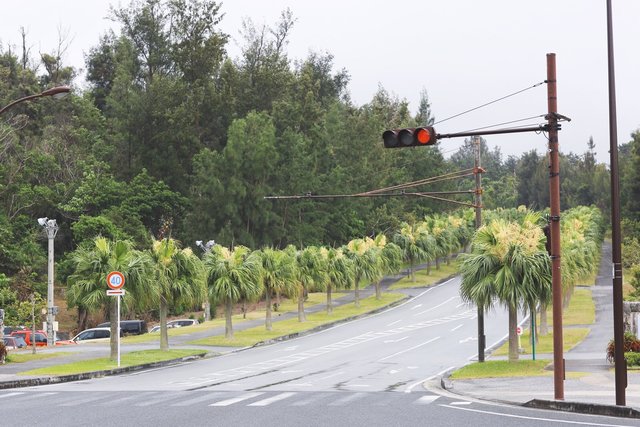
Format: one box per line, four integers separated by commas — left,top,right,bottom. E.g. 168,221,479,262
625,352,640,367
607,332,640,363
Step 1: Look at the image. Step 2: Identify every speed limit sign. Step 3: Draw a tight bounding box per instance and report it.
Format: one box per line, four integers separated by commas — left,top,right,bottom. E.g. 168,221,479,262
107,271,125,290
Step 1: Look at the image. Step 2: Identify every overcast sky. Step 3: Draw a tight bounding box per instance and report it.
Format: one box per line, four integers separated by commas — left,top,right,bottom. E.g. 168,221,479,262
1,0,639,164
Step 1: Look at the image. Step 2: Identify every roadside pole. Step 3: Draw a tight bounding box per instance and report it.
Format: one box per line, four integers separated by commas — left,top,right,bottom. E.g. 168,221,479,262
474,135,485,362
107,271,125,368
546,52,564,401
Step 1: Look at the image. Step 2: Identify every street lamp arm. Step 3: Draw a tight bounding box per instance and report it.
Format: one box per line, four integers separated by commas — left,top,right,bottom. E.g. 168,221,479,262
0,86,71,116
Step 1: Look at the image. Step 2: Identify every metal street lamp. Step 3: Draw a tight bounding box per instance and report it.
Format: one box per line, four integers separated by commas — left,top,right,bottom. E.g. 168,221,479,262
37,217,59,346
196,240,216,321
0,86,71,116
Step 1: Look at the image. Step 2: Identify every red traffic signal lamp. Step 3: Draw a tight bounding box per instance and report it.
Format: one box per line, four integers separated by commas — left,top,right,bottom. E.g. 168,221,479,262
382,126,437,148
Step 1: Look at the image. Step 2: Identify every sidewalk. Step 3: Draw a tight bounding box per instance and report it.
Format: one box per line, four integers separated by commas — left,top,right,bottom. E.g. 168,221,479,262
443,241,640,418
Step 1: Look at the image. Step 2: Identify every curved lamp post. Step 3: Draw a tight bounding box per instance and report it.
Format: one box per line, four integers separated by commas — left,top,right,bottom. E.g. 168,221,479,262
0,85,71,116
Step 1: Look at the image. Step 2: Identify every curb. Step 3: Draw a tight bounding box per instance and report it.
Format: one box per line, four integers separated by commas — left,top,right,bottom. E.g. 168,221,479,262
0,352,208,390
524,399,640,419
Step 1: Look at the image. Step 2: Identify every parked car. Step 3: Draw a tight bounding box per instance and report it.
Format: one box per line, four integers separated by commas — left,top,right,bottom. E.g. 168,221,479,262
71,327,116,343
10,330,47,347
3,335,27,349
149,324,180,333
167,319,199,328
96,320,147,335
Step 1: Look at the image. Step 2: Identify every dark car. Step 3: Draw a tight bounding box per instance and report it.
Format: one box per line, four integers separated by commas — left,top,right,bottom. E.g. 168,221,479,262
97,320,147,336
3,335,27,349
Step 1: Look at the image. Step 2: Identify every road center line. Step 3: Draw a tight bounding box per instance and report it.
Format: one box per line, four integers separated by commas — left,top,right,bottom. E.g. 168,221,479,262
379,337,441,362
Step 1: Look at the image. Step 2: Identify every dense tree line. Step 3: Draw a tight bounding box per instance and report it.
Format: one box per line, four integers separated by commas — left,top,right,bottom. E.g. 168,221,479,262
0,0,635,326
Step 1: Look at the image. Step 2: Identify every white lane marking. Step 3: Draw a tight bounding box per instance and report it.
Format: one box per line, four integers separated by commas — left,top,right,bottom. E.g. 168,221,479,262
441,405,634,426
405,366,455,393
61,394,115,406
459,336,477,344
289,383,313,387
387,320,402,326
410,304,424,310
318,371,345,380
456,303,466,308
389,369,400,374
248,392,296,406
210,392,264,407
384,336,409,344
414,297,458,316
136,393,183,407
450,401,472,405
415,395,440,405
291,393,332,406
379,337,440,362
0,392,24,399
171,393,226,407
281,370,302,374
451,324,464,331
283,346,299,351
328,392,367,406
347,384,371,388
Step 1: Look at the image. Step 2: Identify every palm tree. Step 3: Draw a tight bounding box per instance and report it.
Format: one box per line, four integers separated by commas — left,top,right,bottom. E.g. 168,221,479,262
257,247,297,331
369,236,402,300
205,245,263,339
459,214,550,362
346,238,380,307
322,247,353,314
393,222,429,281
67,237,151,360
294,245,327,322
148,238,204,351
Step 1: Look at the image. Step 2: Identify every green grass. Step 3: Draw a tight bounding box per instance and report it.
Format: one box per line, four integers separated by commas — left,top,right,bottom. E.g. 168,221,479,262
20,349,206,376
389,263,458,290
123,292,342,344
540,288,595,326
190,292,406,348
492,327,590,356
6,352,68,364
451,360,550,379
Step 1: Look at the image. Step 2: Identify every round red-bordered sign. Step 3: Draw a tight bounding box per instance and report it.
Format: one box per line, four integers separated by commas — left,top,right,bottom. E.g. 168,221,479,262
107,271,125,290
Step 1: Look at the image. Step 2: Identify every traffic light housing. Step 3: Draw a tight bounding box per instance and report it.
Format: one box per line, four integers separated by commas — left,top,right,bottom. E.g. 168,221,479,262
382,126,437,148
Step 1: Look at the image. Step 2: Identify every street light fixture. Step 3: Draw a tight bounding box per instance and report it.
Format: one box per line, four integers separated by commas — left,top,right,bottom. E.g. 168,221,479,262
196,240,216,321
0,85,71,116
37,217,59,346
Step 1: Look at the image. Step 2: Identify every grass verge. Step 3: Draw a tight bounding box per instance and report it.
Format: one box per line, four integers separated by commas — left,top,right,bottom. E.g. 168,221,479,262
451,360,550,379
6,352,68,364
20,349,206,376
190,292,406,348
491,328,590,356
123,293,341,344
389,263,457,290
541,288,595,326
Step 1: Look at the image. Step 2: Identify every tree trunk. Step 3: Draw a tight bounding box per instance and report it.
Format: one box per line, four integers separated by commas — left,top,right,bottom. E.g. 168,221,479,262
427,261,431,275
225,299,234,339
508,304,519,362
327,285,333,314
160,297,169,351
539,302,549,336
375,281,381,300
354,278,360,308
109,298,118,360
435,257,440,270
265,291,272,331
410,260,415,282
275,290,281,312
298,291,306,322
242,300,247,319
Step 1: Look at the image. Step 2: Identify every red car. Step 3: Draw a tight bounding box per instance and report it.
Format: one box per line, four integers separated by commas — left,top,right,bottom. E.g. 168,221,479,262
10,330,48,347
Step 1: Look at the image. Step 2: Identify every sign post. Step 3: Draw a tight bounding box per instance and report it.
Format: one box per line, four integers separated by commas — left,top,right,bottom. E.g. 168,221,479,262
107,271,125,367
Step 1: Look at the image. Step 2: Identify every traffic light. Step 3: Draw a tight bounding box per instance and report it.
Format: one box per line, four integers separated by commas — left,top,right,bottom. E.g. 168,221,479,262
382,126,437,148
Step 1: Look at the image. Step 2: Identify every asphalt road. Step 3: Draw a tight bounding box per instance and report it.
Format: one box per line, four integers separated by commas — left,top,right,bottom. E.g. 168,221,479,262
2,277,636,426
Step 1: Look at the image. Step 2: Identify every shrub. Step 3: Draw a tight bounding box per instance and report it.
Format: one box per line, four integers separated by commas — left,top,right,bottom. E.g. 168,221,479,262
625,352,640,367
607,332,640,363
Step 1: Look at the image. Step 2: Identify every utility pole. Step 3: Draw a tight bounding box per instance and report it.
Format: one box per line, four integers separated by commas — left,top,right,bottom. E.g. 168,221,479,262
546,53,564,401
474,135,485,362
606,0,626,406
